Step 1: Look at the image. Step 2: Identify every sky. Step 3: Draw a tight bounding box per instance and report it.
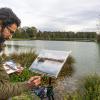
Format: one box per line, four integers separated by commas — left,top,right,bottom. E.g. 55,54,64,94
0,0,100,32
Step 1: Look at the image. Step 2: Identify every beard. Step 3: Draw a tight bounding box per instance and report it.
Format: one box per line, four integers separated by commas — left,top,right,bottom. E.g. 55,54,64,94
3,35,12,40
0,32,12,40
0,27,12,40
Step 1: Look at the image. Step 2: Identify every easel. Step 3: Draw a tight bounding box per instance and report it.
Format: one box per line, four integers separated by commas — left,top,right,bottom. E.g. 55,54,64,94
46,77,54,100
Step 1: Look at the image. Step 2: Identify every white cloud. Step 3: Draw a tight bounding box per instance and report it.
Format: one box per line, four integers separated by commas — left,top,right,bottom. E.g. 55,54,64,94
0,0,100,32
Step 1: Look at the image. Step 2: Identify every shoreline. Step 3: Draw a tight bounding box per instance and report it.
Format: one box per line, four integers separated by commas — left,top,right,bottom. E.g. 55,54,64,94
11,38,96,42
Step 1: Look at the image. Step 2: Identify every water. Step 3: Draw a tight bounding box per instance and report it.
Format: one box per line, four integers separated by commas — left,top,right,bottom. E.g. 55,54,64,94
4,40,100,97
4,40,100,78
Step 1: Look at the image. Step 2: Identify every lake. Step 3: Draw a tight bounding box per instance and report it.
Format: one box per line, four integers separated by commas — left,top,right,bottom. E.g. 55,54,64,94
4,40,100,78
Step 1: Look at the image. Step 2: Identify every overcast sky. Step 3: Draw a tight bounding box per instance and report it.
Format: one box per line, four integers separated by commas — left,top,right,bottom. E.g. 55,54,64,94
0,0,100,32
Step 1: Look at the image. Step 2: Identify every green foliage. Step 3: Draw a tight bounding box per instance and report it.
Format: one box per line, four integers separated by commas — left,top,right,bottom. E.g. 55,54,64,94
1,52,75,84
81,74,100,99
2,52,100,99
9,68,36,82
96,34,100,42
1,51,38,82
66,74,100,100
8,51,40,82
12,26,97,41
57,74,100,100
59,55,75,77
8,51,37,67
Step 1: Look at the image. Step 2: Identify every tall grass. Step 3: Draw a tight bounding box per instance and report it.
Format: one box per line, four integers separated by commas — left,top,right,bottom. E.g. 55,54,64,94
2,52,100,99
80,74,100,100
1,52,75,83
63,74,100,100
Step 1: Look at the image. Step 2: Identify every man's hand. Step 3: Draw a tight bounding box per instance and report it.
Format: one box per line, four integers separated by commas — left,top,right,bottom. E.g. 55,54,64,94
16,67,24,75
27,76,41,88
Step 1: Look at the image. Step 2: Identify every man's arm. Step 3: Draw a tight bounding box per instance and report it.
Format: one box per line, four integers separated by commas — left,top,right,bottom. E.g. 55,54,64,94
0,81,29,99
0,63,30,99
0,63,41,99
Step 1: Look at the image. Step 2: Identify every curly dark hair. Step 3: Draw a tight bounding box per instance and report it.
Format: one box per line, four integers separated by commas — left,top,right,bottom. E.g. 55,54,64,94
0,7,21,27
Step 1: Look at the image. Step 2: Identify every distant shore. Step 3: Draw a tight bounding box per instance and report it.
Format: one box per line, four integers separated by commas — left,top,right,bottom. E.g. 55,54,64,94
11,38,96,42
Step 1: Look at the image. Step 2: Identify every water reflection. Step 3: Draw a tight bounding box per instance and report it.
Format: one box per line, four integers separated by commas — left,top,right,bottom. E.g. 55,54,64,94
4,44,36,55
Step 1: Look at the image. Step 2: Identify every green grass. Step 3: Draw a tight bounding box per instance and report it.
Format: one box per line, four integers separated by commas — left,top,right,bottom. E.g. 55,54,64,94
62,74,100,100
1,52,76,99
80,74,100,100
2,52,100,100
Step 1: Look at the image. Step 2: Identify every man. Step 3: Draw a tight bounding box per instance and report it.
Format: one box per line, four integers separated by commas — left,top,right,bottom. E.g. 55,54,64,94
0,7,41,99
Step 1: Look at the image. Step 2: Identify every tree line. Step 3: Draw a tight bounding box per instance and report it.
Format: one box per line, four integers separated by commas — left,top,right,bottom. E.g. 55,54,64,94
13,26,99,41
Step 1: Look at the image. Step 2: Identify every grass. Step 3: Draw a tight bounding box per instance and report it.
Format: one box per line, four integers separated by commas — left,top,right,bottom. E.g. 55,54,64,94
80,74,100,100
1,51,75,83
62,74,100,100
1,52,100,100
